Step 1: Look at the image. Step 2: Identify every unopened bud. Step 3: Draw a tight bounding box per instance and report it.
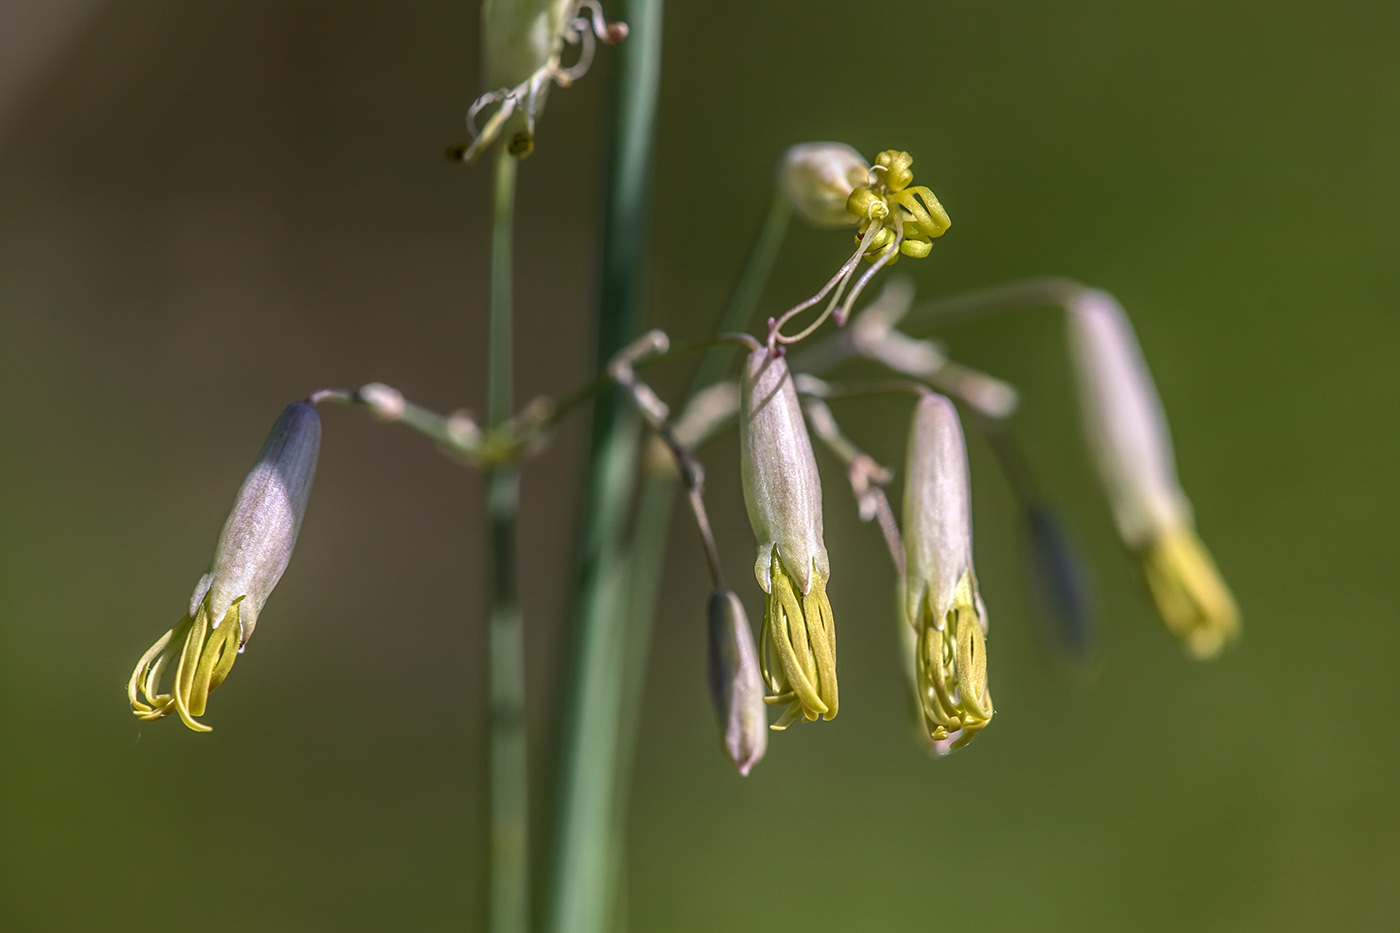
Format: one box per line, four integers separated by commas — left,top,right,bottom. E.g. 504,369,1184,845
706,591,767,775
778,142,871,228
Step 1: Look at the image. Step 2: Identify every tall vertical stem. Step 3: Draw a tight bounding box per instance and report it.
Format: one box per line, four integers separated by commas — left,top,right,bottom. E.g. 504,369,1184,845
547,2,663,932
487,146,528,933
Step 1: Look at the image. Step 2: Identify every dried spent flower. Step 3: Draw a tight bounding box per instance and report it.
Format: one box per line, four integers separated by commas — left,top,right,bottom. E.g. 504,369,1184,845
739,348,837,729
902,394,993,751
778,142,872,228
128,402,321,731
1066,289,1239,659
706,591,768,775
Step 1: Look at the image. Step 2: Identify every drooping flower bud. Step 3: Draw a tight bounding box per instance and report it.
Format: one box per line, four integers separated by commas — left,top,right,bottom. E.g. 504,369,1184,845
739,348,837,728
1066,290,1239,658
129,402,321,731
902,394,993,751
778,142,871,228
706,591,767,775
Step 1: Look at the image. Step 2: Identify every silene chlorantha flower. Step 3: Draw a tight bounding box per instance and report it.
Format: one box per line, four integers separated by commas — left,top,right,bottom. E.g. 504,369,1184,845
706,590,767,775
1066,289,1239,659
902,393,993,751
128,402,321,731
739,347,837,729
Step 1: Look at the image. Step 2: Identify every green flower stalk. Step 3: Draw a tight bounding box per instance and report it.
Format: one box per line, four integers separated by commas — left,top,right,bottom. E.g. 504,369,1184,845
129,402,321,731
902,394,993,751
739,347,837,729
1066,290,1239,659
706,590,767,775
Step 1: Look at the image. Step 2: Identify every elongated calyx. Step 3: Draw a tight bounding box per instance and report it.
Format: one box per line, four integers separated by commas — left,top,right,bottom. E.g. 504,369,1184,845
706,591,768,775
129,402,321,731
1066,290,1239,658
778,142,871,228
739,348,837,729
902,394,993,750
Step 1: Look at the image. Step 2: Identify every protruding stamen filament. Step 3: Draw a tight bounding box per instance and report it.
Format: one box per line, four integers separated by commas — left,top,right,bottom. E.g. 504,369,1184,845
128,599,244,733
759,551,838,729
914,588,993,750
1140,525,1239,660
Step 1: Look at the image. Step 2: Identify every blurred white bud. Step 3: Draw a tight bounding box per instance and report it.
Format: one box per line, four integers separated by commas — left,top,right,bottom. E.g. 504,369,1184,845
778,142,871,228
1066,290,1238,658
706,591,768,776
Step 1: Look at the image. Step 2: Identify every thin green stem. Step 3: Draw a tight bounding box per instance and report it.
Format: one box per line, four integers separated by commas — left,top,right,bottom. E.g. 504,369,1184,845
692,193,791,389
548,2,663,932
487,145,528,933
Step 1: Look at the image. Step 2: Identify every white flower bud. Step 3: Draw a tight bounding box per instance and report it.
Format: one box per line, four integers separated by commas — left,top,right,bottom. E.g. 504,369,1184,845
131,402,321,731
1066,290,1189,547
193,402,321,643
739,348,837,727
778,142,871,228
740,349,828,595
902,394,992,750
1066,290,1238,657
706,591,767,776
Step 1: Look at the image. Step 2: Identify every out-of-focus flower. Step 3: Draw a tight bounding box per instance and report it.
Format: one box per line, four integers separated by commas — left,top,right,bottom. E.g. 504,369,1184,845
128,402,321,731
739,348,837,729
460,0,627,161
902,394,993,751
778,142,871,228
1066,289,1239,659
706,590,767,775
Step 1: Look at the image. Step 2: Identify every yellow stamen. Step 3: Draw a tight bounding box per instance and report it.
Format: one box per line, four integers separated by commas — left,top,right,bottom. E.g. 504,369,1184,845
759,550,838,729
1140,524,1239,659
128,597,245,732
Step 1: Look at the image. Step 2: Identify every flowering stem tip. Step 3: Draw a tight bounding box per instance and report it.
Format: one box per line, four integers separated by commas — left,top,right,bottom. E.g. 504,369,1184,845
128,402,321,731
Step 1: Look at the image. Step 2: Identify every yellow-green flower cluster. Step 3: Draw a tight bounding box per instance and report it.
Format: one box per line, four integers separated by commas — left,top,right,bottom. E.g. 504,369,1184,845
845,150,951,263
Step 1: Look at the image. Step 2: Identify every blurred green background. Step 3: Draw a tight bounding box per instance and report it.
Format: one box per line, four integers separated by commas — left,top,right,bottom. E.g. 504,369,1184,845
2,1,1398,930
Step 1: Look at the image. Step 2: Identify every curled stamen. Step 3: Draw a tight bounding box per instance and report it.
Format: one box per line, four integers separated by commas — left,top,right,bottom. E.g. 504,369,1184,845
129,599,246,733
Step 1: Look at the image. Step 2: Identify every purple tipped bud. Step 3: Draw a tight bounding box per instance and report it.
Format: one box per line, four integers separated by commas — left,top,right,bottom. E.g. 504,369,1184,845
192,402,320,643
706,591,767,775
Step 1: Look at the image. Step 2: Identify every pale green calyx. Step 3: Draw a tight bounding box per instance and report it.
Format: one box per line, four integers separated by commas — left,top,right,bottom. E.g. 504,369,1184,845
459,0,627,162
902,394,993,751
778,142,872,228
739,348,838,727
706,591,768,775
1066,290,1239,658
129,402,321,731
